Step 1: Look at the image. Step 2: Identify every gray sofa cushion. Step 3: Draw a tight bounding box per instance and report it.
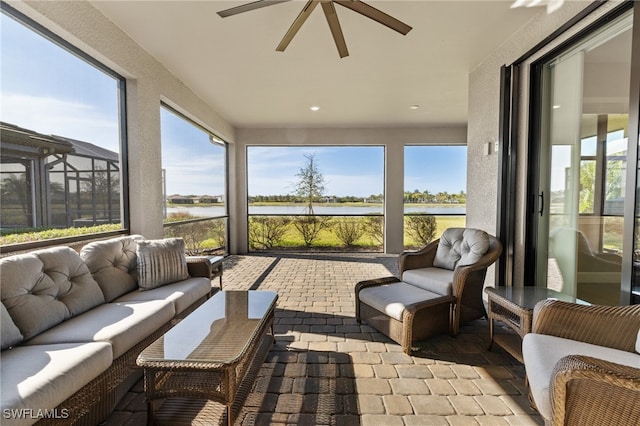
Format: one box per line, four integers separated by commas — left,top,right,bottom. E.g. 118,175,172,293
25,300,174,358
433,228,490,270
1,302,23,350
114,277,211,316
136,238,189,290
522,333,640,421
359,282,446,321
401,267,454,296
0,247,105,340
80,235,145,302
0,342,112,426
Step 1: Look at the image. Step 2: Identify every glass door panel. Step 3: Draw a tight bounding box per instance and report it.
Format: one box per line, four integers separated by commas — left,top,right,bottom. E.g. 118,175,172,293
536,12,632,305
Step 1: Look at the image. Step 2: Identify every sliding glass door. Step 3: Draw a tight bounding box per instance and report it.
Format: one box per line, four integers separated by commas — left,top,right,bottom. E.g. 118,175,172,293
534,10,633,305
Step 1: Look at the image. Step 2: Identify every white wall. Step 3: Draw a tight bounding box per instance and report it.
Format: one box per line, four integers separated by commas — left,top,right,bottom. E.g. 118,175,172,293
232,127,467,254
13,0,235,239
467,0,625,287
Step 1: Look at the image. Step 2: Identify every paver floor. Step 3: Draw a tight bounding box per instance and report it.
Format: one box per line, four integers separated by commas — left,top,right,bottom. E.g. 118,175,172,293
106,253,543,426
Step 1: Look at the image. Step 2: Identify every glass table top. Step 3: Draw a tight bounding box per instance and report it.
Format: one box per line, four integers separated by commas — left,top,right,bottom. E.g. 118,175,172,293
138,290,278,365
486,286,588,310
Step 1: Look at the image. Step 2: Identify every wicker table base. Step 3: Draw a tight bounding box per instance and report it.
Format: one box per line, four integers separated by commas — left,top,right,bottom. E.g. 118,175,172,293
137,291,278,426
485,286,585,362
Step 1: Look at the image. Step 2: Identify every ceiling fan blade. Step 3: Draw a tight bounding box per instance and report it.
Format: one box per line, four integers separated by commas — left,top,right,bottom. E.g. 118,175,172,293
321,1,349,58
334,0,412,35
276,0,319,52
217,0,291,18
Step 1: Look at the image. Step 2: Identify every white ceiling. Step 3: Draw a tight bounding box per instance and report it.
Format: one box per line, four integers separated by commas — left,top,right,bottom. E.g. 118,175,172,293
90,1,542,128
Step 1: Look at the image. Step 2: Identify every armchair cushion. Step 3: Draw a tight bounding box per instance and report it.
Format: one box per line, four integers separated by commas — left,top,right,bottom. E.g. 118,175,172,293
401,267,454,296
433,228,490,270
522,333,640,420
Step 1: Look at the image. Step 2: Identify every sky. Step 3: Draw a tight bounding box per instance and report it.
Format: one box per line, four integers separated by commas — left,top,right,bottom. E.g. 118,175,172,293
1,9,467,198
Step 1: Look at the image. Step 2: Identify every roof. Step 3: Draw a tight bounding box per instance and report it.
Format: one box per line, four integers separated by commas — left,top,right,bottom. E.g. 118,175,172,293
1,122,118,162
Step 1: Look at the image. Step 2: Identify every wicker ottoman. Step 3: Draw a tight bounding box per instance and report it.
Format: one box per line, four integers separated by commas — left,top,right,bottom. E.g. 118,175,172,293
355,277,455,354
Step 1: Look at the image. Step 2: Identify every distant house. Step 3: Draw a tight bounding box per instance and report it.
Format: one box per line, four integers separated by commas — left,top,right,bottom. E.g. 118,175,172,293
0,122,120,229
167,195,223,204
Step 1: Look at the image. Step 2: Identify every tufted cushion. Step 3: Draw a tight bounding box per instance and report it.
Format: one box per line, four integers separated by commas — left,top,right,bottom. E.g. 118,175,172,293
136,238,189,290
80,235,145,302
433,228,490,270
1,302,23,350
0,246,105,340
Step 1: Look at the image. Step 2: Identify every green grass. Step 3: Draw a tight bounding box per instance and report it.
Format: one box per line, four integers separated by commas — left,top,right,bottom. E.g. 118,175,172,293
249,215,466,251
0,224,122,245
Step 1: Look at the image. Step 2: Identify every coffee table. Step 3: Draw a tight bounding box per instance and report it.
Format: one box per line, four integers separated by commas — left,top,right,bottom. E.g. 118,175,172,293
137,290,278,426
485,286,586,362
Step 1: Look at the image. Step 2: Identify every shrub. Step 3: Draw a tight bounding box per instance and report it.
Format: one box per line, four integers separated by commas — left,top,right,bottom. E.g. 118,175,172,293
164,216,226,254
333,218,365,247
249,216,291,249
405,214,437,246
362,216,383,246
293,215,330,247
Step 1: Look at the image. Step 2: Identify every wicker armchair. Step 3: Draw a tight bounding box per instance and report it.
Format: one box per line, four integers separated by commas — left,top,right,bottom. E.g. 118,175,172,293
523,300,640,425
398,230,502,334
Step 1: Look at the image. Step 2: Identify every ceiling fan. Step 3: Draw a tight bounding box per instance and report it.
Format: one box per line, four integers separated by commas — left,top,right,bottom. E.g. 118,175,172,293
217,0,412,58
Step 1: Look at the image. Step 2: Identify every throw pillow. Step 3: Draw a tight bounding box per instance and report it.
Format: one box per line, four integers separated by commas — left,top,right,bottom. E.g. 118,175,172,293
1,302,23,350
136,238,189,290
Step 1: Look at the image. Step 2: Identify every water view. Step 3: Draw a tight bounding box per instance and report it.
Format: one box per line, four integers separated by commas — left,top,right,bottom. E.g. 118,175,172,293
166,204,466,217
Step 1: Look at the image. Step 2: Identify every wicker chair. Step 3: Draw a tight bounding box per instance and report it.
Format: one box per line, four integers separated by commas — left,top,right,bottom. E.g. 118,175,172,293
398,229,503,335
356,228,502,354
522,300,640,425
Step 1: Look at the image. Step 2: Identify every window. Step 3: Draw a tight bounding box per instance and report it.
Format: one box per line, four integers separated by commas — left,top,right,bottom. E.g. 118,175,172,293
404,145,467,248
160,105,227,255
246,146,384,251
0,4,126,247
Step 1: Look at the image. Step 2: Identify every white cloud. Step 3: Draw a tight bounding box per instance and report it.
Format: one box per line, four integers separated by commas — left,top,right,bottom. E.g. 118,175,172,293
1,93,119,151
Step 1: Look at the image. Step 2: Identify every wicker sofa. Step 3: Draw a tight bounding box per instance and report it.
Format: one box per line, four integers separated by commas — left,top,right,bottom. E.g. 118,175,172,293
0,235,214,426
522,300,640,425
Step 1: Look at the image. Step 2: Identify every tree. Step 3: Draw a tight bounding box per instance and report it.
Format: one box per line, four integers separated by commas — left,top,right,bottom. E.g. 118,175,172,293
292,154,326,214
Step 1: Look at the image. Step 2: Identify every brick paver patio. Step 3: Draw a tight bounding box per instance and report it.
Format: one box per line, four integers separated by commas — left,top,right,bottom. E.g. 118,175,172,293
107,253,543,425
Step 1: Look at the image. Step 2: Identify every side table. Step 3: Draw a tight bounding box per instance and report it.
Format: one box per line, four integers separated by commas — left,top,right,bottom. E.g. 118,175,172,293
485,286,586,362
207,255,224,289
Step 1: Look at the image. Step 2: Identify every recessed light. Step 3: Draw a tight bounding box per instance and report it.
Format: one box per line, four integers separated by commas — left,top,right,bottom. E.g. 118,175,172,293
310,106,320,111
410,105,420,110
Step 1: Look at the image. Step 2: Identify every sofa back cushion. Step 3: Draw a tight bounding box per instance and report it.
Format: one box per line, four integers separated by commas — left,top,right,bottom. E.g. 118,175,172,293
0,246,105,340
81,235,145,302
136,238,189,290
1,302,23,349
433,228,490,270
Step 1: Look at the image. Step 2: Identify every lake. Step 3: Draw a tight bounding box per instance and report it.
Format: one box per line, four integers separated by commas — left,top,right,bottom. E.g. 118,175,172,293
166,204,466,216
